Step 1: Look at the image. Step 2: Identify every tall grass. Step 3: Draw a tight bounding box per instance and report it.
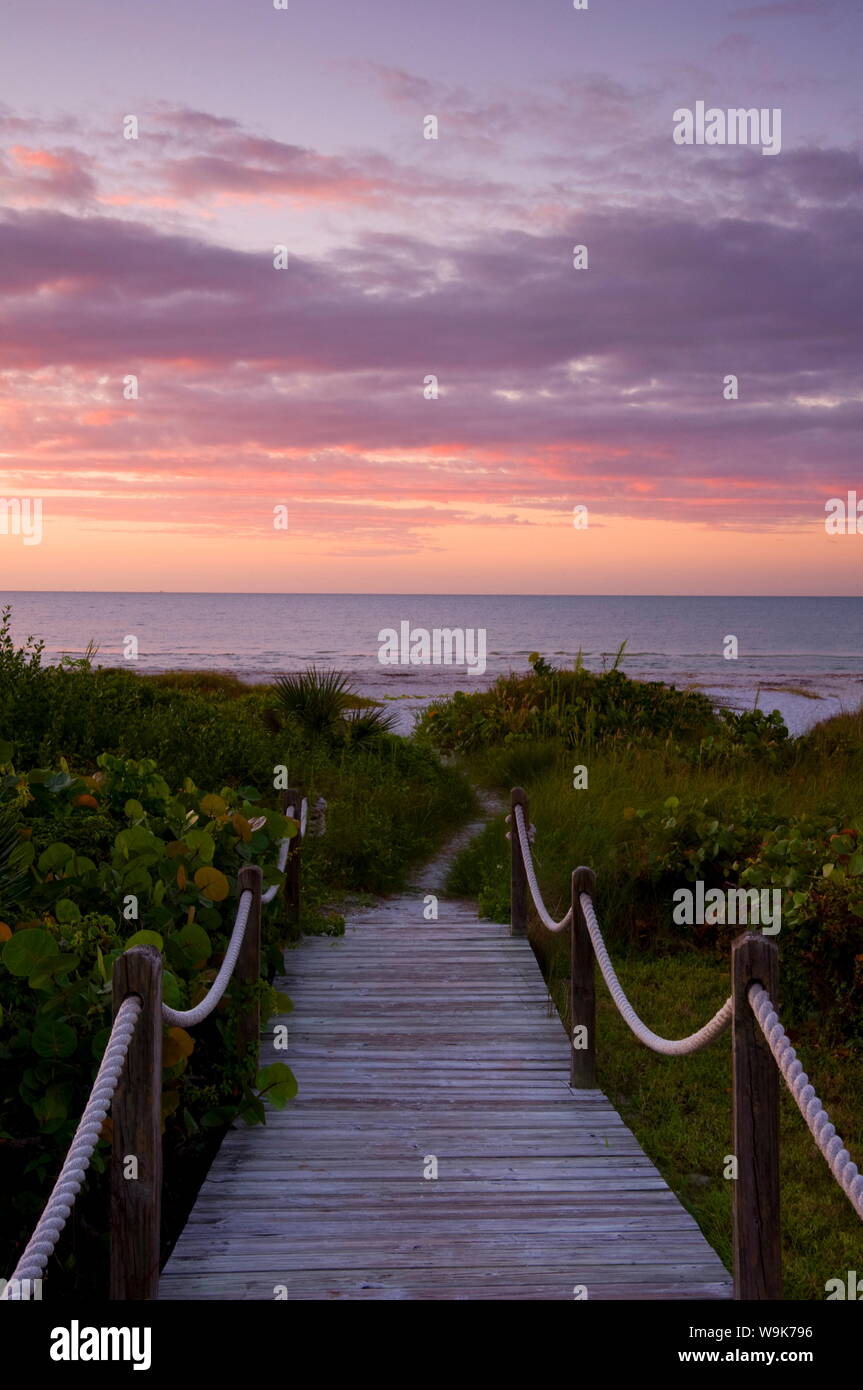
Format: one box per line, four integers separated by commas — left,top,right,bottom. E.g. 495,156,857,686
445,704,863,1299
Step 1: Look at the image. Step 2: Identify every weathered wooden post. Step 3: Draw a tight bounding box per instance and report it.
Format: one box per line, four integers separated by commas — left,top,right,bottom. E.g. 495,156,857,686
282,787,302,925
570,868,596,1087
732,931,782,1299
110,946,162,1300
510,787,529,937
236,865,263,1064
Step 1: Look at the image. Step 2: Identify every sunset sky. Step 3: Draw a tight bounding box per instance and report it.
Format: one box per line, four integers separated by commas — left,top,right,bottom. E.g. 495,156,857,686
1,0,861,594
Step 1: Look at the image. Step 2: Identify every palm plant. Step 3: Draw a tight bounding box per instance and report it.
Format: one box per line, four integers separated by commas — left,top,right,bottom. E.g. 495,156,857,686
342,705,399,743
272,667,354,738
0,804,26,919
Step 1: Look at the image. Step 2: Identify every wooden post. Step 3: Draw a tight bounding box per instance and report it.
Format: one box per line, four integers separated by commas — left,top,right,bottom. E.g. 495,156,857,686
110,946,162,1300
510,787,529,937
282,787,302,925
732,931,782,1300
570,868,596,1087
236,865,263,1065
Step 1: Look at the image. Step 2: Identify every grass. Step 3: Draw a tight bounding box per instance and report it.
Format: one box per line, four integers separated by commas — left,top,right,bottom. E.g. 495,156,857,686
141,670,258,699
0,621,478,1296
444,699,863,1300
587,956,861,1300
451,828,863,1298
758,685,824,700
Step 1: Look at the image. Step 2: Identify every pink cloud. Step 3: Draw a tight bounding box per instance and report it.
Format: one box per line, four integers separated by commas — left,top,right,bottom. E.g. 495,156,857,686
0,144,96,205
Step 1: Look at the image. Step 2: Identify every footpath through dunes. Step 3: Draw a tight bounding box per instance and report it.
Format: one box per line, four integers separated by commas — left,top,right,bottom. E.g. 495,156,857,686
159,811,733,1301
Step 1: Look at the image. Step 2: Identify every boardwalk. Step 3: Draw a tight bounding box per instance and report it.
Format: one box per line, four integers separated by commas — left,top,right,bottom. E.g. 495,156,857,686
159,888,732,1300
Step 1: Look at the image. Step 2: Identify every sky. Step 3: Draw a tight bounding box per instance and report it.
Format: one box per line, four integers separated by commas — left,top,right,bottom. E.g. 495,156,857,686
0,0,861,594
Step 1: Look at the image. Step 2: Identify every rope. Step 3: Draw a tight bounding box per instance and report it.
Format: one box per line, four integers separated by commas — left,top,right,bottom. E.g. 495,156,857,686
0,995,141,1297
580,893,733,1055
261,834,292,906
511,804,572,933
260,800,306,905
510,806,730,1050
748,985,863,1221
161,890,252,1026
4,797,308,1296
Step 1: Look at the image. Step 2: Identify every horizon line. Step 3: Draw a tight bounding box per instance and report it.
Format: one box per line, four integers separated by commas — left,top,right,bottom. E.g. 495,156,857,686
2,590,861,600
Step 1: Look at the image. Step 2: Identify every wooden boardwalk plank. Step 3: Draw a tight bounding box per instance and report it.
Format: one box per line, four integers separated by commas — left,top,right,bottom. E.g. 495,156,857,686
159,896,732,1301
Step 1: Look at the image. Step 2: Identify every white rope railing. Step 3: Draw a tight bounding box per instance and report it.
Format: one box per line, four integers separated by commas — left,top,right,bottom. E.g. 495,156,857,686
166,806,305,1017
261,835,292,906
512,802,730,1049
511,798,862,1222
580,892,733,1055
749,985,863,1221
261,799,305,904
161,889,252,1026
0,995,142,1297
3,798,308,1297
511,804,572,933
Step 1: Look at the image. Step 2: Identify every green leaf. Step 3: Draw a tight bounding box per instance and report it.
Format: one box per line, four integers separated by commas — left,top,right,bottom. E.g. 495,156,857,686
124,799,146,820
256,1062,297,1108
162,971,184,1009
272,991,294,1014
54,898,81,924
37,842,75,873
65,855,97,878
175,922,211,964
120,866,153,896
3,929,59,978
29,953,81,988
125,929,164,951
115,826,162,860
32,1019,77,1059
847,852,863,877
196,906,222,931
0,739,14,764
184,829,215,863
32,1082,72,1132
238,1095,267,1127
263,811,298,842
200,1105,237,1128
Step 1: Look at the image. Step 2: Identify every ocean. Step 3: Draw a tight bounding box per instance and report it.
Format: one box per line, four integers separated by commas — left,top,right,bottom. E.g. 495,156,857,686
3,592,862,736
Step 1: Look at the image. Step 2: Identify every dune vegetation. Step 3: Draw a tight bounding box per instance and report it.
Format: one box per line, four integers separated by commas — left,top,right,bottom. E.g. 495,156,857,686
430,654,863,1299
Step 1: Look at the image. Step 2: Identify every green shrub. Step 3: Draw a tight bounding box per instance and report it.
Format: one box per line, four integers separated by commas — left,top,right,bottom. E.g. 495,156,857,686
0,751,299,1288
416,655,719,755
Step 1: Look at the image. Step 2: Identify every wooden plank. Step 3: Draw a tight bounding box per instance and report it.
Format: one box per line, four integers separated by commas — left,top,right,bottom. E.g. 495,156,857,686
732,932,782,1300
111,946,162,1301
235,866,262,1064
159,887,732,1302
